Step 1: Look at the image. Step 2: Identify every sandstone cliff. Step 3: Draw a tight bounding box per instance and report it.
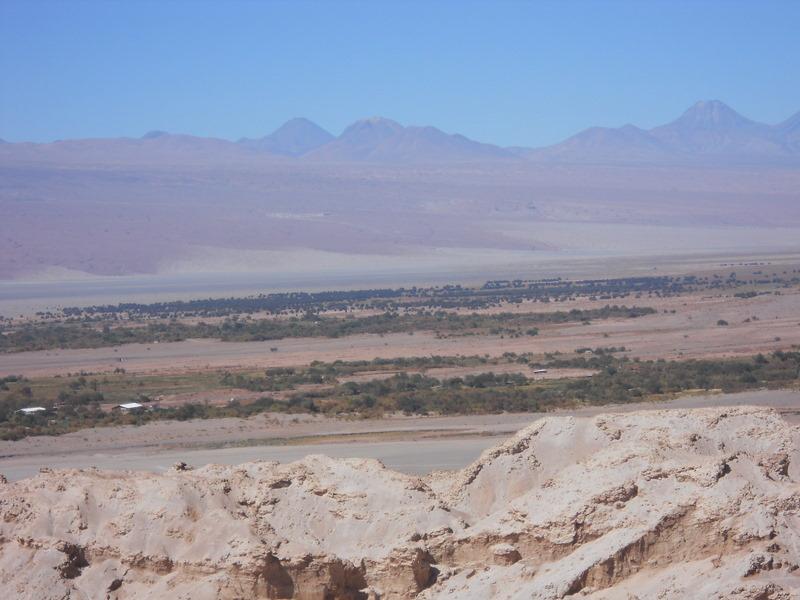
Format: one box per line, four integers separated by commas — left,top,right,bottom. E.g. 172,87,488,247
1,406,799,599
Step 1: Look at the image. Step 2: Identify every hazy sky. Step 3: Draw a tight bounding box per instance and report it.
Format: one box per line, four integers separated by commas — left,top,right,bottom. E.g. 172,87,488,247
1,0,798,146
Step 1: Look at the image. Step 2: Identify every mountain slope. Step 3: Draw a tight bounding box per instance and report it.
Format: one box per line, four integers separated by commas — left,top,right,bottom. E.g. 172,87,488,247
306,117,515,162
305,117,405,161
238,117,334,156
523,124,671,163
649,100,785,157
777,110,800,152
526,100,800,164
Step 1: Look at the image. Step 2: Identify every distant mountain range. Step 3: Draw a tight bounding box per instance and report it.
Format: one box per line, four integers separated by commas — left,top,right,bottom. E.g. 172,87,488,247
524,100,799,164
1,101,798,165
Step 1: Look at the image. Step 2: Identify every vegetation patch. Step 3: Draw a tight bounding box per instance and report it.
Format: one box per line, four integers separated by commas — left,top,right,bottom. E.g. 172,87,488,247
0,305,655,353
1,350,798,441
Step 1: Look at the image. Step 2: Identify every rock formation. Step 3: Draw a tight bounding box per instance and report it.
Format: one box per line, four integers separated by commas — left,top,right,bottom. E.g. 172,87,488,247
1,406,799,598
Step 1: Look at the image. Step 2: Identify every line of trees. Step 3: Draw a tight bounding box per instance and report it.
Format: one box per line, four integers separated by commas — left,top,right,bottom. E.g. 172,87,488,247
0,305,655,353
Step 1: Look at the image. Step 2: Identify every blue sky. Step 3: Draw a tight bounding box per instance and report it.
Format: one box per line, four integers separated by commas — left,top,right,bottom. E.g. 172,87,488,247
1,0,798,146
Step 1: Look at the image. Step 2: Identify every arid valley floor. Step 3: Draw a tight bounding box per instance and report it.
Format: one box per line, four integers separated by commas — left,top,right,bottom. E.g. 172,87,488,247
2,257,800,598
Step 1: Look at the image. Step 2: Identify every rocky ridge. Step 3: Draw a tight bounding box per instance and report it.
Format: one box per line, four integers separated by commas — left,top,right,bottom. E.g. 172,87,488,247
1,406,799,599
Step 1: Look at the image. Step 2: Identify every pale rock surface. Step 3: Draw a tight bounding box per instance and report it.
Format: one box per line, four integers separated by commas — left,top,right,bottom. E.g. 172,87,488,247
1,406,799,598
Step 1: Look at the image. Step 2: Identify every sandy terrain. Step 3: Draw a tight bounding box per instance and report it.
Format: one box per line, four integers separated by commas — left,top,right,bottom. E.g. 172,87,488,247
2,405,799,598
3,156,800,281
3,288,799,378
1,389,797,483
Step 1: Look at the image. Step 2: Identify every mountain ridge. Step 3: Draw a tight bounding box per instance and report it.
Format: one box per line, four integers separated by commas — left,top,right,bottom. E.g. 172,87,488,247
1,101,798,165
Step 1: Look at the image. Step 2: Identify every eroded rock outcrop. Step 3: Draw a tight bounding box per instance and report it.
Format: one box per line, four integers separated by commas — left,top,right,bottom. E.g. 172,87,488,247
1,406,799,598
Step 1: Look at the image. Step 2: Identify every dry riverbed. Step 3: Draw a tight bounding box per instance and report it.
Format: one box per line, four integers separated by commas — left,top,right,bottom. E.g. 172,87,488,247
1,388,798,482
